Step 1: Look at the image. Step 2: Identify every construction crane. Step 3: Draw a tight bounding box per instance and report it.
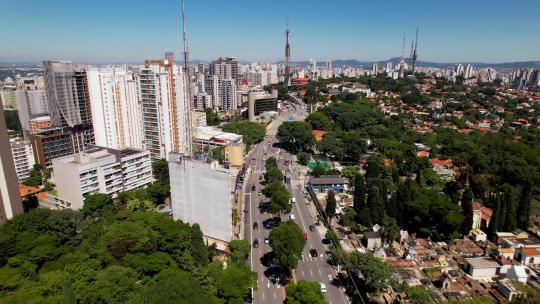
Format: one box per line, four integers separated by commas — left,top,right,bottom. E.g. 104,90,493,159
411,27,419,75
399,32,405,78
181,0,193,156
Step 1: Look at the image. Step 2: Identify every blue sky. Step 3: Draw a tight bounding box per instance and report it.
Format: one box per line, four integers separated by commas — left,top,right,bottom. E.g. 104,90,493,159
2,0,539,63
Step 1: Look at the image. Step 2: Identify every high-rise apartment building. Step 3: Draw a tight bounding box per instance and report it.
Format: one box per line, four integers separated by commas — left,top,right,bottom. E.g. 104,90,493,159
220,79,237,112
169,152,235,245
87,67,144,150
43,60,94,152
16,83,48,138
0,99,23,224
204,75,220,108
10,137,35,182
53,146,153,210
29,127,75,169
139,60,191,159
210,57,239,83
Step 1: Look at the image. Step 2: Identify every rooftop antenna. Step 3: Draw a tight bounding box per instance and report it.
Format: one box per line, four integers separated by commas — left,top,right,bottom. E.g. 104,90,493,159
284,17,291,86
411,26,419,75
181,0,193,156
399,32,405,78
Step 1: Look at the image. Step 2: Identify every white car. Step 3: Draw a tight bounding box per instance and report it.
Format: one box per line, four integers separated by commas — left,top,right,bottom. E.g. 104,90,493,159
289,214,295,220
320,283,327,293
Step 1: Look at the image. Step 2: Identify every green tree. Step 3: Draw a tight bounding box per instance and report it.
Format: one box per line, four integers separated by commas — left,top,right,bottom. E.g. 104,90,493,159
305,112,332,131
367,186,384,225
285,280,325,304
269,220,306,270
204,108,220,126
325,190,337,219
277,121,315,153
81,193,114,216
228,240,251,262
404,285,434,304
268,187,292,216
209,261,257,303
345,252,392,294
311,162,326,177
297,152,310,166
353,174,366,216
152,159,169,184
222,121,265,148
23,164,44,187
382,216,399,242
461,187,474,236
140,269,221,304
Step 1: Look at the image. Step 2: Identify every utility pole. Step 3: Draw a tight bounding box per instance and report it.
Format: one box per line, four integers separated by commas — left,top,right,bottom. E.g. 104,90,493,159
181,0,193,156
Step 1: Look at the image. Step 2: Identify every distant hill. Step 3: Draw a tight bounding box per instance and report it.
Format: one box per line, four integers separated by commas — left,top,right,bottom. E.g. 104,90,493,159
282,58,540,69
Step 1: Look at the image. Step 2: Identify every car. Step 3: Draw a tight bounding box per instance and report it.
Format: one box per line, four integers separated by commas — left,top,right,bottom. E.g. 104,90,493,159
264,236,269,244
320,283,327,293
309,225,316,232
259,175,263,181
310,249,318,257
253,239,259,248
304,233,308,240
251,185,256,191
258,191,262,195
253,222,258,230
289,214,295,220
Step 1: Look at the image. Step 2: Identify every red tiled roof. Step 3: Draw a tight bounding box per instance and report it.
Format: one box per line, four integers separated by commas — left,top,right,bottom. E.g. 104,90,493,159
416,151,430,157
312,130,326,142
430,158,452,167
19,184,40,198
523,247,540,257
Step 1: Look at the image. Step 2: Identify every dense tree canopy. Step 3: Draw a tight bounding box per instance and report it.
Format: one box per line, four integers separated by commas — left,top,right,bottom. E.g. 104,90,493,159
277,121,315,153
269,220,306,270
222,121,265,148
0,194,256,303
285,280,325,304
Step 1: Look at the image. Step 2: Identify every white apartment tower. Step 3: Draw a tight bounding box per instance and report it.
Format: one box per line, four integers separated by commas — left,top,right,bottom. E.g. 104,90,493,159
139,60,191,160
87,67,144,150
9,137,35,182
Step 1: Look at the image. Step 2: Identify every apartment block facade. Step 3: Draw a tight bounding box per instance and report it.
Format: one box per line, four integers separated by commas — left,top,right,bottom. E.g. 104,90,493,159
52,146,153,209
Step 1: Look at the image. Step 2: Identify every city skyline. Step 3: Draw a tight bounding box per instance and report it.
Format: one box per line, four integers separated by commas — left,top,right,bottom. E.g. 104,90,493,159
2,0,540,64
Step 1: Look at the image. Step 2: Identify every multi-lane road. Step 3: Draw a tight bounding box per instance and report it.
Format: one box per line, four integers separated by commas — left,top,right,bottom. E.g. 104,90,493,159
243,97,349,304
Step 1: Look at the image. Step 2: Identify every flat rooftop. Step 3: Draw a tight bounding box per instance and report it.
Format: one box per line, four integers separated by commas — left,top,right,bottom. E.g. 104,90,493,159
465,257,500,268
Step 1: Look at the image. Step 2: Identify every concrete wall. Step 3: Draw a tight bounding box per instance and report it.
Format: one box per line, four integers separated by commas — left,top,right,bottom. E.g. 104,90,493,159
169,156,232,242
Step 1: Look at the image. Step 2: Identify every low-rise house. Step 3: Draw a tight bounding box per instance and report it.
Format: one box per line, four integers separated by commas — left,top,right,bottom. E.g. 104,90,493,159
463,257,501,279
515,247,540,265
362,231,382,250
472,202,492,230
308,175,348,193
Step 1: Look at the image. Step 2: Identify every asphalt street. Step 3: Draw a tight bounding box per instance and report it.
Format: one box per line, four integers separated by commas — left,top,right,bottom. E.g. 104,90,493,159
243,97,349,304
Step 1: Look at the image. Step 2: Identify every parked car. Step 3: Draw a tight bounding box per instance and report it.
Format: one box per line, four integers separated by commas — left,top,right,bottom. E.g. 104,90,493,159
320,283,327,293
310,249,318,257
253,222,258,230
264,236,269,244
251,185,256,191
309,225,316,232
253,239,259,248
304,233,308,240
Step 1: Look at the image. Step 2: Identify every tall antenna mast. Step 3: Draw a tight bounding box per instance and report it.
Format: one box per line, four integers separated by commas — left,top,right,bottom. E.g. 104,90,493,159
181,0,193,156
284,17,291,86
411,26,419,75
399,32,405,78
